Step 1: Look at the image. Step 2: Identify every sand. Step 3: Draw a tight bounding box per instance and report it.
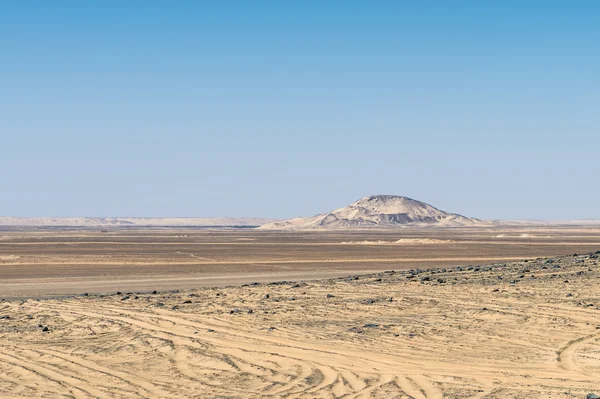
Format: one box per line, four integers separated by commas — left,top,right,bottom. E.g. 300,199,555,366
0,227,600,397
1,226,600,298
0,253,599,397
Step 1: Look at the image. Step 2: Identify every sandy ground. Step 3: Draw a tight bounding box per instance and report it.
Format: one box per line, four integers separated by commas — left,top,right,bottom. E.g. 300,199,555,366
0,227,600,398
1,226,600,297
0,253,599,397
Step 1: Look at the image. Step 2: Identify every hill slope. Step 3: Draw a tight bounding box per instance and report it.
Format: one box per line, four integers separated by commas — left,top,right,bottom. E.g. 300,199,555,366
259,195,481,229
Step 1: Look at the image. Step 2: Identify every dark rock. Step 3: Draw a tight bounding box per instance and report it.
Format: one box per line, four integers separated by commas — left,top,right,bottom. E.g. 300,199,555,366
327,294,335,298
42,326,49,332
82,293,89,297
437,278,445,284
247,309,253,314
566,293,573,297
207,329,215,333
363,323,379,328
229,309,240,314
586,394,600,399
183,300,192,304
264,294,270,299
421,276,431,282
121,296,130,301
152,290,157,294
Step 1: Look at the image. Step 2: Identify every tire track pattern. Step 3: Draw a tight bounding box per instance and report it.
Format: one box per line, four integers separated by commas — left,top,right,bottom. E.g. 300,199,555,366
0,253,599,397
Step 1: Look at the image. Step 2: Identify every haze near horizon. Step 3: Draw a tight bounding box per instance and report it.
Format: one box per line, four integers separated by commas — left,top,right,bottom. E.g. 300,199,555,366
2,1,599,220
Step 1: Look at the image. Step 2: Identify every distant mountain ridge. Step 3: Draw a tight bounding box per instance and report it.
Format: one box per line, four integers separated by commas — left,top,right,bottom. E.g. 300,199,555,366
0,217,275,227
259,195,482,229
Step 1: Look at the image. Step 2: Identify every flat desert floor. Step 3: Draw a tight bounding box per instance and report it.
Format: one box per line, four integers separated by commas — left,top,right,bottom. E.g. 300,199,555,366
0,227,600,398
1,226,600,297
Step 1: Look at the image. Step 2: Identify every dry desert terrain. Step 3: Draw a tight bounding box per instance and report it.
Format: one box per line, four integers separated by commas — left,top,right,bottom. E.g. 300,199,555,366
0,227,600,397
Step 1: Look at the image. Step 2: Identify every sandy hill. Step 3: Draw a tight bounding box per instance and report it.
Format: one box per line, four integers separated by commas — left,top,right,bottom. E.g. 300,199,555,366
259,195,482,229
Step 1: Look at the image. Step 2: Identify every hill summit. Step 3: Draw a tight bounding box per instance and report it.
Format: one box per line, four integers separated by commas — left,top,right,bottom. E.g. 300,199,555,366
259,195,480,229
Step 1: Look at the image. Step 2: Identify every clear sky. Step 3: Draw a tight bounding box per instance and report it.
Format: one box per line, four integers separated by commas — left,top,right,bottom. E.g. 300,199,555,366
1,1,599,220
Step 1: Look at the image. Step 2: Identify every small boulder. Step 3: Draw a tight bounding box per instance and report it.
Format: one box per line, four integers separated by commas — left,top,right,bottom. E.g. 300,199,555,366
363,323,379,328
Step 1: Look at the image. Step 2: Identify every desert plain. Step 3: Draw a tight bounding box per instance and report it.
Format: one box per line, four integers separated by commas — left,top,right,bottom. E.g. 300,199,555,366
1,226,600,398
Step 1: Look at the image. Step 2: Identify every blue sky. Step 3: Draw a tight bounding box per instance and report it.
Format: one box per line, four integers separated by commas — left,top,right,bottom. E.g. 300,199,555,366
1,1,599,219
